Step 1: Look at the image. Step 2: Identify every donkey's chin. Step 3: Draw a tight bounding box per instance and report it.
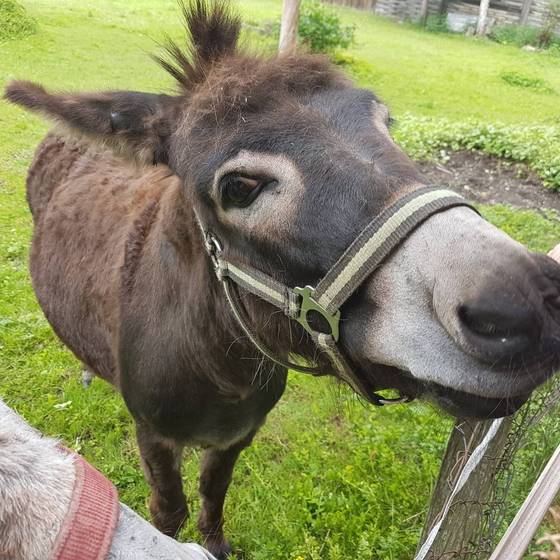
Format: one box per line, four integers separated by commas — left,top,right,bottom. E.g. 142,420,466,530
359,364,533,419
411,352,558,418
425,384,531,419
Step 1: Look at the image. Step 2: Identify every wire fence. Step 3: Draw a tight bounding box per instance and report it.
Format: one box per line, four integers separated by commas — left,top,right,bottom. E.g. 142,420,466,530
418,375,560,559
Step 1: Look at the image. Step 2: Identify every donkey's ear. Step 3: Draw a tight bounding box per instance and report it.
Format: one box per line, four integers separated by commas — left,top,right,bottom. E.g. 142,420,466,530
5,81,181,165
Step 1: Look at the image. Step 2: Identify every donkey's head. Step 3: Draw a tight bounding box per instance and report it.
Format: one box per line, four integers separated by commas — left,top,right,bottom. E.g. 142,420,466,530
7,1,560,418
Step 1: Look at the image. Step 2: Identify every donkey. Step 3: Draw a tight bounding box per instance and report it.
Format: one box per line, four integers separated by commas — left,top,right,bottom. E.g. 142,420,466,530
0,398,215,560
5,1,560,557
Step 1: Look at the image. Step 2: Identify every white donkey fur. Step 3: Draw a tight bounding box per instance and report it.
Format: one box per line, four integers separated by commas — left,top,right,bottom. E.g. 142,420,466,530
0,399,216,560
0,400,75,560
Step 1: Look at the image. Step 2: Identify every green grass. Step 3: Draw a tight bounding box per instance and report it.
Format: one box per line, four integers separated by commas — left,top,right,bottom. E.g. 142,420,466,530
1,2,560,559
325,10,560,125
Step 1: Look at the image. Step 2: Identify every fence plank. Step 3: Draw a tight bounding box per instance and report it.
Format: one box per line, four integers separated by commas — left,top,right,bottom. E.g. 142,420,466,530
279,0,301,55
417,417,513,559
322,0,377,9
476,0,491,34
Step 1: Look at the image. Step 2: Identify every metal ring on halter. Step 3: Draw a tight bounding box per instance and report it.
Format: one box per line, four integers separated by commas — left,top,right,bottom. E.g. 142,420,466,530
204,233,222,268
376,393,414,405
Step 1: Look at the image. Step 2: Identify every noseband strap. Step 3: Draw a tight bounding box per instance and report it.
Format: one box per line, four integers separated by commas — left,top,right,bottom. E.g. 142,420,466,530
204,187,478,406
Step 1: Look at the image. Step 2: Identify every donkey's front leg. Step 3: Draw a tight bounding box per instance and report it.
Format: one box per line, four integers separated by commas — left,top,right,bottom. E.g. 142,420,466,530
198,431,256,559
136,423,188,537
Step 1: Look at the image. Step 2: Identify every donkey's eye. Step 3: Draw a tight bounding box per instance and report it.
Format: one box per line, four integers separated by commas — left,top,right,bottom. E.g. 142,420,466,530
220,174,266,208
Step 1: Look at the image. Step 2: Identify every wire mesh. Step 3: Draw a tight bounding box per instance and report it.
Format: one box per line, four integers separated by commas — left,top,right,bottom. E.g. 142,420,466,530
428,375,560,559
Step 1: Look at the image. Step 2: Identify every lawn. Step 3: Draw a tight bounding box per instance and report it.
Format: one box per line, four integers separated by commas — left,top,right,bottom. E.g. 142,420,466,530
1,1,560,559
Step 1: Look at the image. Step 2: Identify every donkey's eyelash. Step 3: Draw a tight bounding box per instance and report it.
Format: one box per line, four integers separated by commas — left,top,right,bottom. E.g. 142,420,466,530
387,116,397,127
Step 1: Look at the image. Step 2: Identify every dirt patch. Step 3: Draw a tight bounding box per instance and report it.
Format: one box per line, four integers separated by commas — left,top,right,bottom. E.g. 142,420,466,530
417,151,560,213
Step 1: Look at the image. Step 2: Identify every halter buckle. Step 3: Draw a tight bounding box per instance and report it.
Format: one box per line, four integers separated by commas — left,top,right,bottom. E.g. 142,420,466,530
293,286,341,342
204,233,223,270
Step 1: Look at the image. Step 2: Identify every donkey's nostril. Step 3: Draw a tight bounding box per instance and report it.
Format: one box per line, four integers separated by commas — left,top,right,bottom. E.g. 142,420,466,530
458,298,540,359
459,306,510,338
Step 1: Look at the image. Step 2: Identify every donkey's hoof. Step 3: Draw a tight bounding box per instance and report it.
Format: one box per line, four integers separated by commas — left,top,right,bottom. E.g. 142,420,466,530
205,537,233,560
149,496,188,538
82,368,94,388
152,510,188,538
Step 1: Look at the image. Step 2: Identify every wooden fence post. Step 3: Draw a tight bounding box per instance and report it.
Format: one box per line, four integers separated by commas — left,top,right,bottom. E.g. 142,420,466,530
416,417,514,559
418,246,560,558
476,0,490,35
279,0,301,55
519,0,533,25
419,0,430,25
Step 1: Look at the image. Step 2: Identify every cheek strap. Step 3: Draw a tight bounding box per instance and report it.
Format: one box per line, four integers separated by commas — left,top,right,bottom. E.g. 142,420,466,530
203,187,479,406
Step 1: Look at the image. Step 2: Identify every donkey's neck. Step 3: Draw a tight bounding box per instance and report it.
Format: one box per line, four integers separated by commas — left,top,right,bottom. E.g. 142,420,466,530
151,184,284,396
153,184,323,396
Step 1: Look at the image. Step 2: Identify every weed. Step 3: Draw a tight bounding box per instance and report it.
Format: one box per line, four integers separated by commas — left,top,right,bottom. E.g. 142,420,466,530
269,0,355,54
538,0,560,48
489,24,542,47
488,17,560,51
0,0,36,41
500,70,555,93
424,14,450,33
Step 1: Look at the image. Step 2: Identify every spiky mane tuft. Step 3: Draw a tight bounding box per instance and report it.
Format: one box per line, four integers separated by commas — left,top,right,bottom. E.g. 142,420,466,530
154,0,241,92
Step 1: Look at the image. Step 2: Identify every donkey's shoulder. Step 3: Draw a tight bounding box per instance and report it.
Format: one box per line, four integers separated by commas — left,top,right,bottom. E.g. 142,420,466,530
26,131,177,222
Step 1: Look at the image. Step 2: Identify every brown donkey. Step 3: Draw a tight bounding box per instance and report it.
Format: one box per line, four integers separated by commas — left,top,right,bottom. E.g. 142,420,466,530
6,2,560,557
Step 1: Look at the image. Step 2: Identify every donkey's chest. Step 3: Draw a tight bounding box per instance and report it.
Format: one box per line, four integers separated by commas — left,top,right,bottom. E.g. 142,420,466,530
184,401,266,449
132,376,287,449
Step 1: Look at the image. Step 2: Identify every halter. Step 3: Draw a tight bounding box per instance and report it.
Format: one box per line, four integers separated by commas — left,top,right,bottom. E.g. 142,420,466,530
203,187,477,406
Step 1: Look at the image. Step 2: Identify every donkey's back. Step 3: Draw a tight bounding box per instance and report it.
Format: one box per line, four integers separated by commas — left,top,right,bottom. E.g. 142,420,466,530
26,133,86,221
27,132,180,385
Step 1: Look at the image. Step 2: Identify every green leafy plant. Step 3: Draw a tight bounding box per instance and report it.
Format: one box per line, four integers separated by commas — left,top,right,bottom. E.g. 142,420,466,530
488,24,541,47
0,0,37,42
500,70,555,93
489,17,560,51
424,14,450,33
537,0,560,48
298,1,355,54
549,42,560,56
394,115,560,190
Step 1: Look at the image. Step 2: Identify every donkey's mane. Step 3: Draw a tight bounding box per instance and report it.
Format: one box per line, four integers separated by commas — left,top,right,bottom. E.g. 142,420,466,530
154,0,242,92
